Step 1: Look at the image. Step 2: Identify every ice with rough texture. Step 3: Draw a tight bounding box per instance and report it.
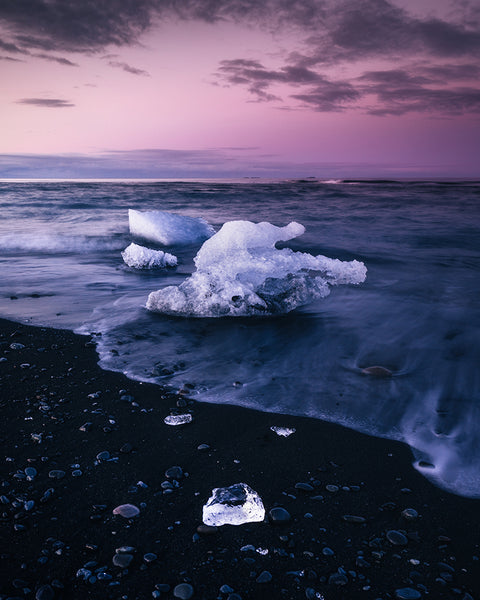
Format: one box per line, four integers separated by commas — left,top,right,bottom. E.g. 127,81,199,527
147,220,367,317
164,414,193,426
129,209,215,246
202,483,265,526
270,426,296,437
121,242,177,269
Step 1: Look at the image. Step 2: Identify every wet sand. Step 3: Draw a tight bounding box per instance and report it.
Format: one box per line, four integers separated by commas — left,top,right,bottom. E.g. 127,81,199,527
0,318,479,600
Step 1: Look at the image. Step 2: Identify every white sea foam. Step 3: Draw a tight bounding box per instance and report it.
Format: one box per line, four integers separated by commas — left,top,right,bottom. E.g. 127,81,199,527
128,209,215,245
146,220,366,317
121,243,177,269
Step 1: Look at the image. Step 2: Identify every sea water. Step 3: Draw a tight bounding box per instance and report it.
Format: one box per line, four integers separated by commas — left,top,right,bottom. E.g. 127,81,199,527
0,179,479,497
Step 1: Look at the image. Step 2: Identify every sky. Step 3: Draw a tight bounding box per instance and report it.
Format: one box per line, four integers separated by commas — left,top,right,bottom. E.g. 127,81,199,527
1,0,480,178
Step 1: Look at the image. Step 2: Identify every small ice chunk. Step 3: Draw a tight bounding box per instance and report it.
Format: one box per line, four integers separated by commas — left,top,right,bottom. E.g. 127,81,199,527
147,220,367,317
202,483,265,526
129,209,215,246
164,414,193,426
122,243,177,269
270,426,296,437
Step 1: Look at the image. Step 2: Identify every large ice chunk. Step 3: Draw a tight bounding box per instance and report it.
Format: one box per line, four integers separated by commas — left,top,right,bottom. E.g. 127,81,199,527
122,243,177,269
129,209,215,246
146,220,367,317
202,483,265,526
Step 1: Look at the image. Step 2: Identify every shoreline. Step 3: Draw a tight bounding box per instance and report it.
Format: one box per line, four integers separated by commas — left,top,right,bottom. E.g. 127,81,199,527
1,317,479,600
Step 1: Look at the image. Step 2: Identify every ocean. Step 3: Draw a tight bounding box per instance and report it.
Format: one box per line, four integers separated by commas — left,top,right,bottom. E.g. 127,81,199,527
1,178,479,498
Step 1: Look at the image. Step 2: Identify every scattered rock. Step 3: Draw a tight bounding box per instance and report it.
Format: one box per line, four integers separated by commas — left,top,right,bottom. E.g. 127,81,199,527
112,504,140,518
173,583,194,599
268,507,291,523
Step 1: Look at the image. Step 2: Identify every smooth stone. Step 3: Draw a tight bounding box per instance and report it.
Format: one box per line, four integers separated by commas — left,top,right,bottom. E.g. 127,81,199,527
402,508,419,520
164,414,193,426
328,573,348,585
25,467,37,480
112,504,140,518
387,530,408,546
112,553,133,568
268,507,291,523
10,343,25,350
143,552,157,563
395,588,422,599
220,585,234,594
295,482,314,491
173,583,194,599
362,365,393,377
326,485,339,493
197,444,210,451
120,443,133,453
342,515,366,524
48,470,65,480
227,595,242,600
165,466,183,479
322,547,335,556
35,585,54,600
96,451,110,461
256,571,272,584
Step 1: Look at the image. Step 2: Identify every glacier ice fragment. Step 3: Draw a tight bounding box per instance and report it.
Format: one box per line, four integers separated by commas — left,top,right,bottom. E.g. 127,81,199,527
129,209,215,246
147,220,366,317
270,426,296,437
122,243,177,269
202,483,265,526
164,414,193,426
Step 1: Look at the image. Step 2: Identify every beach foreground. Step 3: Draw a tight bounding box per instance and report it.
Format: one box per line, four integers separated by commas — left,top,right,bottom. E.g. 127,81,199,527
0,318,478,600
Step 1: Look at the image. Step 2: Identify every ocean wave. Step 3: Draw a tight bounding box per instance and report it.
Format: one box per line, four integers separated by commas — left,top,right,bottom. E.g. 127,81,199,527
0,233,125,254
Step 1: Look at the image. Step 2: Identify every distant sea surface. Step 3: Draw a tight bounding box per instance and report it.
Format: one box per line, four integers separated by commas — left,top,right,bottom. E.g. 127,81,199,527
1,179,479,497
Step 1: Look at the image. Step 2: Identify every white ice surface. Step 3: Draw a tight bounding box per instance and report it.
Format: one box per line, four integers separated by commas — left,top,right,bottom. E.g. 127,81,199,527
146,220,367,317
202,483,265,526
121,243,177,269
129,209,215,246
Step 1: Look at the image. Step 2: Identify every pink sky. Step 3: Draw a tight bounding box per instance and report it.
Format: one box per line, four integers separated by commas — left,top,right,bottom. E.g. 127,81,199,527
1,0,479,177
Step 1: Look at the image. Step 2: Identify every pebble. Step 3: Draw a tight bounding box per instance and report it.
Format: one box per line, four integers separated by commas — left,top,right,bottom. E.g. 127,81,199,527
268,507,291,523
387,530,408,546
143,552,157,563
35,585,54,600
48,470,65,480
25,467,37,480
220,584,234,594
165,466,183,479
328,572,348,585
342,515,366,524
197,443,210,451
173,583,194,599
401,508,419,520
10,342,25,350
96,451,110,461
112,504,140,518
326,485,339,493
112,553,133,568
295,482,314,492
256,570,272,583
395,588,422,599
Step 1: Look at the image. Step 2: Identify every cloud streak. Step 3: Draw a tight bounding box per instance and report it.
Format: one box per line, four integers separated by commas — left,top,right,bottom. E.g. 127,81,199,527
108,60,150,76
16,98,74,108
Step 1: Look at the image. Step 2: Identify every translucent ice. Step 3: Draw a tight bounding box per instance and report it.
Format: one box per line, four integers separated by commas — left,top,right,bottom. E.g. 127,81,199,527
129,209,215,246
270,426,296,437
202,483,265,526
121,243,177,269
147,220,366,317
164,414,193,426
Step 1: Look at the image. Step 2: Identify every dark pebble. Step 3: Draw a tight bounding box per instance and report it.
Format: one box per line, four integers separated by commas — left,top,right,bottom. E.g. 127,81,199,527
35,585,54,600
342,514,366,523
395,588,422,599
387,530,408,546
112,553,133,568
196,524,218,535
295,482,314,491
48,470,65,480
173,583,194,599
328,573,348,585
268,507,291,523
96,451,110,461
165,466,183,479
256,570,272,584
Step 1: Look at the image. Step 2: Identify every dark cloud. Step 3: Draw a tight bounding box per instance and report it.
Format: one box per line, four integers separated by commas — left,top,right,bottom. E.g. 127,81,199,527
0,55,23,62
108,60,150,76
0,38,24,53
16,98,74,108
33,53,78,66
290,81,360,112
359,69,480,115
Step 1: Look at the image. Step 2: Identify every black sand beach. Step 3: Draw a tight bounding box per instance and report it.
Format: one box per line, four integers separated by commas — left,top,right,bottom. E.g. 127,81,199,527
1,317,479,600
